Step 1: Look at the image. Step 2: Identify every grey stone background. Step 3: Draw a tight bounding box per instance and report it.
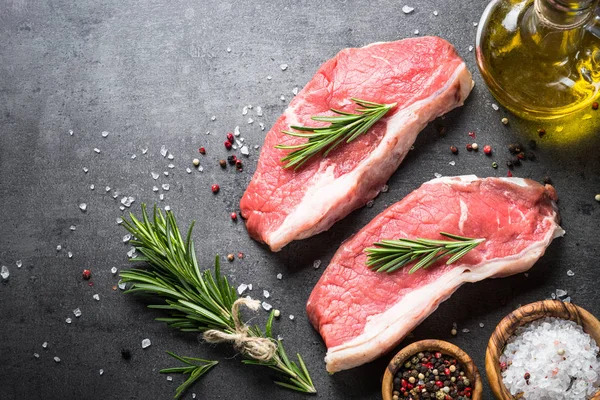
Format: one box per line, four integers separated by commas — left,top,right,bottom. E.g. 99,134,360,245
1,0,599,399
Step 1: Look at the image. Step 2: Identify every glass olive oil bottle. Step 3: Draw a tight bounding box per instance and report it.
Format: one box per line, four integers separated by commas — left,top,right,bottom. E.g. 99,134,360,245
476,0,600,120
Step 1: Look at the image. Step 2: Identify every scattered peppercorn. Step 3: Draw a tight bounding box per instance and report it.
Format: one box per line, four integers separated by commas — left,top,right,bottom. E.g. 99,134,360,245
224,140,232,150
211,184,220,194
517,152,526,160
466,143,473,151
273,309,281,318
199,147,206,154
508,143,522,154
192,158,200,166
235,159,243,170
471,143,479,151
543,176,552,185
507,170,513,177
237,252,244,259
226,254,234,262
219,159,227,168
121,349,132,360
451,328,457,336
82,269,91,280
483,145,492,155
468,131,476,139
594,194,600,202
593,102,598,110
230,212,237,221
524,372,531,385
450,146,458,154
227,155,237,165
226,133,234,143
512,157,521,166
492,162,498,169
501,117,509,125
506,160,514,169
537,128,546,138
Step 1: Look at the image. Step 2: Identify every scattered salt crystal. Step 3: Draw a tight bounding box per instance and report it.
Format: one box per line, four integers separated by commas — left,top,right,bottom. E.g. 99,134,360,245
280,63,288,71
366,200,374,208
127,248,136,258
186,168,192,174
468,45,474,52
292,87,299,96
280,95,285,102
131,154,137,160
211,115,216,121
141,338,151,349
240,146,249,156
198,166,204,172
116,217,123,225
248,284,253,291
261,302,272,311
166,376,173,382
163,171,169,176
167,154,174,160
111,267,118,275
567,270,575,277
83,167,89,173
277,273,282,280
563,296,571,303
232,145,238,150
118,281,126,290
70,225,77,231
93,294,100,301
113,192,119,199
34,353,40,358
153,186,159,192
248,117,254,124
433,10,438,16
266,75,272,80
402,5,415,14
101,131,109,137
151,172,159,180
259,122,265,131
90,184,95,190
42,342,48,349
16,260,22,268
313,260,322,269
254,145,260,149
289,315,295,321
56,245,62,251
1,266,9,280
381,185,389,193
227,47,231,53
160,145,168,157
159,194,164,201
54,357,61,363
68,251,73,259
524,273,529,277
492,103,499,111
434,173,443,178
242,106,248,116
234,126,241,137
69,129,74,136
462,328,470,333
79,203,87,212
263,290,270,298
94,148,101,154
479,323,485,328
119,205,125,211
551,292,557,299
99,369,104,376
235,139,243,147
73,308,82,317
120,196,135,207
65,318,72,324
142,148,148,154
122,234,131,243
237,284,248,295
473,22,478,27
449,160,456,166
556,289,568,298
192,394,196,399
414,29,419,35
256,107,263,117
162,184,170,191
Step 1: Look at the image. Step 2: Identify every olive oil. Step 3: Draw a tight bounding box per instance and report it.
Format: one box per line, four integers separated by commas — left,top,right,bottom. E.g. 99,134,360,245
476,0,600,120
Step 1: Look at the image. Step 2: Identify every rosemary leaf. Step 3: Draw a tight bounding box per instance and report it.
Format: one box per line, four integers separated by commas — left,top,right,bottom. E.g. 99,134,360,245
366,232,485,274
275,98,396,169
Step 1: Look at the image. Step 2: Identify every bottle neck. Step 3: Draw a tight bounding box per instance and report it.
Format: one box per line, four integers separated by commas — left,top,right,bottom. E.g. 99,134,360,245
535,0,597,29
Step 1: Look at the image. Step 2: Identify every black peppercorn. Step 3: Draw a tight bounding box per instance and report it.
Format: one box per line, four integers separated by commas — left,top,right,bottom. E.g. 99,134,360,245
543,176,552,185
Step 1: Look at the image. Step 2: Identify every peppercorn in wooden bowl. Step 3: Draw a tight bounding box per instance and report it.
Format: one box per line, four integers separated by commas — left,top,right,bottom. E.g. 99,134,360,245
382,339,483,400
486,300,600,399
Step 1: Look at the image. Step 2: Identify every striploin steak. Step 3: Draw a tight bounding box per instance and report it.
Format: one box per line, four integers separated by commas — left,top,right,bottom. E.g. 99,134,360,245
306,176,563,373
240,37,473,251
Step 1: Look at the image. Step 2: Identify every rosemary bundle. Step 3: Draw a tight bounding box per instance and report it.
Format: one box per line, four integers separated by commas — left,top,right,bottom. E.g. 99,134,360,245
120,205,316,397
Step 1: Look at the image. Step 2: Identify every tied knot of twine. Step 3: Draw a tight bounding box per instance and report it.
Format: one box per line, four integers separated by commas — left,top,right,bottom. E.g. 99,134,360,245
203,297,277,362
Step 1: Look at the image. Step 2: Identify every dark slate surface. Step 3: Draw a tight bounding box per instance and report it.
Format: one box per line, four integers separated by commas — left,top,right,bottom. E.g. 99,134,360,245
1,0,599,399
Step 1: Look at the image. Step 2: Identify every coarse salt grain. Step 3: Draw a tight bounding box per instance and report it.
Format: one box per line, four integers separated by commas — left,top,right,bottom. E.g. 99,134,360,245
500,317,600,399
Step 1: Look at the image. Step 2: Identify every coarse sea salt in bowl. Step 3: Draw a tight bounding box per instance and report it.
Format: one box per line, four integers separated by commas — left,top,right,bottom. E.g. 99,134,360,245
486,300,600,400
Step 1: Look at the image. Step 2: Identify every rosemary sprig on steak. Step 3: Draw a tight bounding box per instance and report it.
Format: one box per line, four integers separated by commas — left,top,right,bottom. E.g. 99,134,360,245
119,205,316,396
365,232,485,274
275,98,396,169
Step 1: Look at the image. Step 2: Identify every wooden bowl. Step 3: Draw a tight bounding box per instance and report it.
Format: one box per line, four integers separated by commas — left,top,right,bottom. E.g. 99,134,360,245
382,339,483,400
486,300,600,399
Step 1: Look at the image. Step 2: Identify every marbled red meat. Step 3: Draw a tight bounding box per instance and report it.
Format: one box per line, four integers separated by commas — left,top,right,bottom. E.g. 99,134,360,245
240,37,473,251
306,176,563,372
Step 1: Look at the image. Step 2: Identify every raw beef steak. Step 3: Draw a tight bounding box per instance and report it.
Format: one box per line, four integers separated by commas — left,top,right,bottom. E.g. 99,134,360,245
306,176,563,373
240,37,473,251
